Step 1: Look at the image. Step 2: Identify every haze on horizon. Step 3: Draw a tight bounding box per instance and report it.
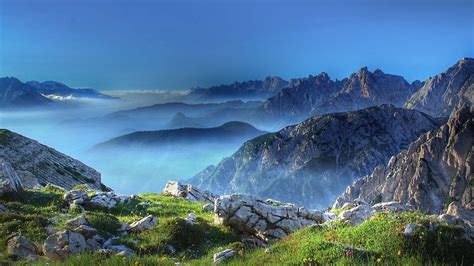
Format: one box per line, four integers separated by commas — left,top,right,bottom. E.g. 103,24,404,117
0,0,473,91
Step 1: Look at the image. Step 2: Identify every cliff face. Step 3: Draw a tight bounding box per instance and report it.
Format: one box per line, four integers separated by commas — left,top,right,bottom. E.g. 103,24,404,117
0,129,104,191
405,58,474,117
189,105,443,208
335,107,473,218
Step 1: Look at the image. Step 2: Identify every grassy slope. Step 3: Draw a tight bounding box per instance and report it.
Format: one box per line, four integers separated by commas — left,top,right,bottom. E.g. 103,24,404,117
1,188,472,265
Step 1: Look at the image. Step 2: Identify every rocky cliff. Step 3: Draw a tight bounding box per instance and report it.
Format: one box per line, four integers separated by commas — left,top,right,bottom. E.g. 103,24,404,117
0,129,104,191
334,106,473,219
405,58,474,117
189,105,443,208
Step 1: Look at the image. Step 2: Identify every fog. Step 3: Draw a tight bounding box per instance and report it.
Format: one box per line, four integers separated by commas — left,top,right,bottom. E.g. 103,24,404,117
0,95,268,194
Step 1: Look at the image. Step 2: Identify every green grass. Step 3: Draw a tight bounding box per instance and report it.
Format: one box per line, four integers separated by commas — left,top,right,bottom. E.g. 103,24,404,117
1,189,472,265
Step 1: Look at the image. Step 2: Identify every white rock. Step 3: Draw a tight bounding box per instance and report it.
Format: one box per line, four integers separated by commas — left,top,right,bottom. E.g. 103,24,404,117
43,230,86,260
163,181,217,204
403,223,423,237
185,213,198,225
213,249,236,264
129,215,157,232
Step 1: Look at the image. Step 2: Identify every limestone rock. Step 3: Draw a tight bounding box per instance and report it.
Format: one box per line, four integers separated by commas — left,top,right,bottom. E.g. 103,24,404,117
73,225,98,239
66,216,88,228
403,224,424,237
213,249,236,264
129,215,157,232
7,235,42,259
0,159,23,195
214,194,323,243
163,181,217,204
88,192,131,209
43,230,86,260
338,204,373,225
63,190,88,205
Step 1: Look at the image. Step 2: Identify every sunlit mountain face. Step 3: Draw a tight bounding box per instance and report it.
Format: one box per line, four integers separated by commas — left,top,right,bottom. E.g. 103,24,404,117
0,0,473,265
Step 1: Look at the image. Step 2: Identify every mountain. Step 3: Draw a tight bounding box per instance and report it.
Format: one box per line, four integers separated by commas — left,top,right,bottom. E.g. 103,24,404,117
27,80,113,99
334,106,473,219
166,112,206,129
405,58,474,117
186,76,288,102
189,105,443,208
92,121,266,150
0,129,105,191
261,68,417,125
0,77,51,108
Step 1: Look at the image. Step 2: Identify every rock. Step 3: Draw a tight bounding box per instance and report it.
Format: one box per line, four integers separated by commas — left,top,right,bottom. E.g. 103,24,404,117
63,190,88,204
45,183,66,192
438,214,474,242
106,245,134,257
264,247,273,254
163,181,218,204
203,203,214,212
73,225,98,239
0,159,23,195
214,194,323,243
338,204,373,225
119,223,131,232
446,202,474,221
17,170,42,189
213,249,236,264
49,216,61,224
88,192,130,209
102,237,119,249
403,224,423,237
7,235,41,258
167,245,177,254
372,201,413,213
43,230,86,260
129,215,157,232
116,250,134,257
185,213,198,225
335,107,473,214
0,204,9,213
66,216,88,228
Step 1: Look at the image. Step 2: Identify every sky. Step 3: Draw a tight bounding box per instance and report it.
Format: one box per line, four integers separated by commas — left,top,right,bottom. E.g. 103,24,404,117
0,0,473,90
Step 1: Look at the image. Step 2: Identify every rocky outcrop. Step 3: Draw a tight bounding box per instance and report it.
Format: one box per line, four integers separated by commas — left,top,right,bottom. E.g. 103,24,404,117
0,159,23,195
190,105,442,208
0,129,104,191
6,235,42,259
405,58,474,117
43,230,87,260
214,194,324,244
63,189,132,209
163,181,217,205
128,215,157,232
334,107,473,218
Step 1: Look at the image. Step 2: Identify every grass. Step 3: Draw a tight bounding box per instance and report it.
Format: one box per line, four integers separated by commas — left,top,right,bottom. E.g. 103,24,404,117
1,188,472,265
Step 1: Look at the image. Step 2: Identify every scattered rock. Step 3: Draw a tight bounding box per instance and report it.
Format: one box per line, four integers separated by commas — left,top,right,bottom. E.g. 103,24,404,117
129,215,157,232
403,224,423,237
73,225,98,239
338,204,373,225
264,247,273,254
88,192,130,209
185,213,198,225
214,194,323,243
372,201,412,213
63,190,88,205
213,249,236,264
102,237,119,249
43,230,87,260
203,203,214,212
106,245,134,257
163,181,217,204
7,235,42,259
446,202,474,222
66,216,88,228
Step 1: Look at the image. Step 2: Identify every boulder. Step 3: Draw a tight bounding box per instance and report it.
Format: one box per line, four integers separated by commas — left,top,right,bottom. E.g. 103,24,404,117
106,245,134,257
63,190,88,205
403,223,423,237
43,230,86,260
7,235,42,259
372,201,413,213
213,249,236,264
446,202,474,221
185,213,198,225
0,159,23,195
163,181,217,204
129,215,157,232
66,215,88,228
214,194,323,243
338,204,373,225
88,192,130,209
73,225,98,239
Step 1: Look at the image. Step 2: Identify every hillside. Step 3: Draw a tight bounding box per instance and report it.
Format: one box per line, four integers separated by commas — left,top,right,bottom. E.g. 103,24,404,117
0,77,51,108
189,105,443,208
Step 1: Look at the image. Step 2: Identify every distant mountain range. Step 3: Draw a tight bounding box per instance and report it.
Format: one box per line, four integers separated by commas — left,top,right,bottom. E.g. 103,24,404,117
0,77,113,108
92,121,266,150
189,105,443,208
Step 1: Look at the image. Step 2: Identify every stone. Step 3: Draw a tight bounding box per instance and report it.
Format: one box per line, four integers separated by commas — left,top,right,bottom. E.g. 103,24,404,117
338,204,373,225
66,216,88,228
0,159,23,195
167,245,177,254
214,194,323,243
129,215,157,232
88,192,130,209
106,245,134,257
163,181,217,204
203,203,214,212
0,204,9,213
213,249,236,264
372,201,412,213
43,230,87,260
446,201,474,221
73,225,98,239
185,213,198,225
7,235,41,259
102,237,119,249
63,190,88,204
403,224,423,237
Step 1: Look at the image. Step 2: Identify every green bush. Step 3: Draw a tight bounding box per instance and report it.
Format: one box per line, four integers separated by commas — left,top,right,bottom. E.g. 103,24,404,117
83,212,121,237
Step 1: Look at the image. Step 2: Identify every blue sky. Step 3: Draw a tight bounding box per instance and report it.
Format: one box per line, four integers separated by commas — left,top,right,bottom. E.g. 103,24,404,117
0,0,473,90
